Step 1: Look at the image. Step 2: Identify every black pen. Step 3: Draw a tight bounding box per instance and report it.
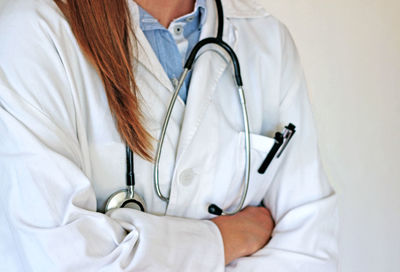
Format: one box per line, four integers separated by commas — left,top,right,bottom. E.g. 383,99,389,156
258,132,283,174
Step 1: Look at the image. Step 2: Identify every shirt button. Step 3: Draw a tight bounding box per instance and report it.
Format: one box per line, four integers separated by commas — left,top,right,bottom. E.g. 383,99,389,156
172,77,179,88
186,16,194,22
173,25,183,35
179,169,196,186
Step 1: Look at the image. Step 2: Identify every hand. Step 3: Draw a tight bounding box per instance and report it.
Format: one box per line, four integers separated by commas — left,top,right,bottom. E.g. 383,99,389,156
211,206,274,265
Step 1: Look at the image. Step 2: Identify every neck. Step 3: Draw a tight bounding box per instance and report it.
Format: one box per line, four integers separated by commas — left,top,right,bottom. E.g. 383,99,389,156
135,0,196,28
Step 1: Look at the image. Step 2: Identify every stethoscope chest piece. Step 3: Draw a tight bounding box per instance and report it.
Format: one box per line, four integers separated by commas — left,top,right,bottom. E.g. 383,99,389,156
104,146,146,213
105,187,146,213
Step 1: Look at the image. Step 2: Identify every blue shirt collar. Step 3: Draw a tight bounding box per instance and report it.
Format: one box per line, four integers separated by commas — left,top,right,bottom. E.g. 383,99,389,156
138,0,207,32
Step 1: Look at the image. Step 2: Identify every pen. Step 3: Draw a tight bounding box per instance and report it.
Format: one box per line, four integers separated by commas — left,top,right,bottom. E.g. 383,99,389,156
258,123,296,174
258,132,283,174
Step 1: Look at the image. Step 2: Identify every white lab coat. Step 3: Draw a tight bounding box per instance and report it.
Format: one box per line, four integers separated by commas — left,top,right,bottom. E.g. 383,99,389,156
0,0,338,271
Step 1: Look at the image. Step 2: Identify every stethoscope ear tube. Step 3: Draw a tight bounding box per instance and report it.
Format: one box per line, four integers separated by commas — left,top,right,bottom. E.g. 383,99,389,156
153,69,190,203
215,0,224,40
184,38,243,87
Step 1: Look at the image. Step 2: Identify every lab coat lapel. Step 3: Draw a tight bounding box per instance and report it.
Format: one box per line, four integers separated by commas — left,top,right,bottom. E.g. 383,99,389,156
127,1,174,93
127,0,185,152
175,0,239,160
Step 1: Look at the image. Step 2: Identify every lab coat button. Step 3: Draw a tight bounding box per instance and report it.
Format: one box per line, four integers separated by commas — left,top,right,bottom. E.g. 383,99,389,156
179,169,195,186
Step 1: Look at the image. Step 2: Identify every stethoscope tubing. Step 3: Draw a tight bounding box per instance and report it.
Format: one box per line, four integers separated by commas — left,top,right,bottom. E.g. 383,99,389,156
153,36,251,215
153,68,190,202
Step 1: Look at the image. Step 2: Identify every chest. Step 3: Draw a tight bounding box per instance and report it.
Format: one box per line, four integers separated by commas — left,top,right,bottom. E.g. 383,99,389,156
72,27,283,219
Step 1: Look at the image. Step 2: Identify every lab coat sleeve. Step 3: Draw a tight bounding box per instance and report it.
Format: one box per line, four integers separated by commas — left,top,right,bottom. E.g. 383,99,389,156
226,22,339,271
0,3,224,271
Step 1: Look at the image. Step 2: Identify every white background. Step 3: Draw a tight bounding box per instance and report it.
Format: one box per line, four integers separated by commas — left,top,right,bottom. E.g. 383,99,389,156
259,0,400,271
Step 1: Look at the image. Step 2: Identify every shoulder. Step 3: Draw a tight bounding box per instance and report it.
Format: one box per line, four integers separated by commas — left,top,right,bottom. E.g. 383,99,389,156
222,0,289,34
0,0,65,28
0,0,71,57
0,0,73,54
0,0,70,84
222,0,292,46
0,0,79,138
221,0,304,107
222,0,269,18
0,0,73,83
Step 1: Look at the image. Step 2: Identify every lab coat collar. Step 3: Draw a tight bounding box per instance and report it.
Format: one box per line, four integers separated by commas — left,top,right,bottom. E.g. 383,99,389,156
127,1,175,94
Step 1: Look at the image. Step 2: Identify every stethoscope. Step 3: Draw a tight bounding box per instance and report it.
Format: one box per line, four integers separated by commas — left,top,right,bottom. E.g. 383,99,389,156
105,0,251,216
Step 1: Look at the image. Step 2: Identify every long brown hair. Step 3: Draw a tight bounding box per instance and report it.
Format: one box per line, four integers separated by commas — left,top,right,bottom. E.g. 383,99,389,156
55,0,153,160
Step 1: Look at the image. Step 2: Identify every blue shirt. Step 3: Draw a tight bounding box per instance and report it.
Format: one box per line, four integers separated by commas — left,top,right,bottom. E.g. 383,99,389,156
138,1,206,103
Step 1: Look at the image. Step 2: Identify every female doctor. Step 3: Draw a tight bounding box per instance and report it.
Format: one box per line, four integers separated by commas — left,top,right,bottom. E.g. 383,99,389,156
0,0,338,271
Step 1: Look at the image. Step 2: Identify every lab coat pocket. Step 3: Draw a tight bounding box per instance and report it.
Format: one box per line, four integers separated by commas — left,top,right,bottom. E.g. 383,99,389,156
223,132,277,210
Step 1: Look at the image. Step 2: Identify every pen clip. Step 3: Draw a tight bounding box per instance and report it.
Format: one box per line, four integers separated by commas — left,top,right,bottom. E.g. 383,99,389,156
276,123,296,158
